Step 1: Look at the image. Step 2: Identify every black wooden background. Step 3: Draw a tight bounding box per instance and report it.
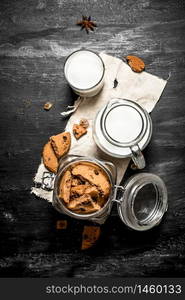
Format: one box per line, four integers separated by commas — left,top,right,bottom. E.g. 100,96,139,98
0,0,185,277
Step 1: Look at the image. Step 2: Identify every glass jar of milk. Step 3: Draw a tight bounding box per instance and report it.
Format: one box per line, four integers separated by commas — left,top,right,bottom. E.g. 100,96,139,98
64,49,105,97
93,98,153,169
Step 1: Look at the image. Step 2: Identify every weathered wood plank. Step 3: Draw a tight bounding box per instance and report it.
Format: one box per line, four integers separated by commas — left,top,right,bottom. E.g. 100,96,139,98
0,0,185,277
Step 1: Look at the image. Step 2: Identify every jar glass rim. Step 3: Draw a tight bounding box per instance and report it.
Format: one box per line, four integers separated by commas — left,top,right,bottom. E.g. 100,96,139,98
100,99,149,148
64,49,105,92
117,173,168,231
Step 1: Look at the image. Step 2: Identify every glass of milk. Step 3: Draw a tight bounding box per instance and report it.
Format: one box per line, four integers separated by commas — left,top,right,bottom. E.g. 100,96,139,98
64,49,105,97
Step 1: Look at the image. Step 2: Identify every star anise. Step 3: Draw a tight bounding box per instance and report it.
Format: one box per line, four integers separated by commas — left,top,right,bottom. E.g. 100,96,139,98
76,16,97,34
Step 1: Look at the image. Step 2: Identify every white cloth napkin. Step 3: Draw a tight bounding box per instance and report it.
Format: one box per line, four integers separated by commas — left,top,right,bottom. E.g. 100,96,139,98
31,53,167,202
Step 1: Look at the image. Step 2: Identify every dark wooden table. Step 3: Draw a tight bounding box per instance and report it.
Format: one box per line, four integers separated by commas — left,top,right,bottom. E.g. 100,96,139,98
0,0,185,278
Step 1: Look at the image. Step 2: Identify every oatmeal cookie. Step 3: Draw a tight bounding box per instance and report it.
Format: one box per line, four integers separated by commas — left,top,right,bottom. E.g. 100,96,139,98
126,55,145,73
58,170,72,203
42,141,58,174
81,226,101,250
50,132,71,158
67,194,101,214
71,162,111,198
71,184,99,199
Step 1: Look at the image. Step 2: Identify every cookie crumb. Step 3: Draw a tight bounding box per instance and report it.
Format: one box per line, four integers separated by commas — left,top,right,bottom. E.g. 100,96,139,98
56,220,67,230
130,163,138,170
44,102,53,110
79,118,89,128
73,124,87,139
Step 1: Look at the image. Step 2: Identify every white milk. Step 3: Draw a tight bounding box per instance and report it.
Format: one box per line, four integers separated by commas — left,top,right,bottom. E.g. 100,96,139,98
64,50,105,97
105,106,143,143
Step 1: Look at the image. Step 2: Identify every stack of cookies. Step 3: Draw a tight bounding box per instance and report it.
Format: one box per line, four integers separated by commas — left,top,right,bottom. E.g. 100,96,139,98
58,161,111,214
